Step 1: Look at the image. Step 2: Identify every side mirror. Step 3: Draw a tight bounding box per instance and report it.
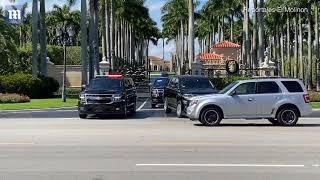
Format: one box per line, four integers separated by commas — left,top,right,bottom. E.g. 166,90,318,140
231,91,237,96
81,84,86,91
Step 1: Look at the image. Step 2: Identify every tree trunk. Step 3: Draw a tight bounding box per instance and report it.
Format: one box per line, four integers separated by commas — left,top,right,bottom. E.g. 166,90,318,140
101,0,107,62
81,0,88,84
94,0,100,75
258,0,265,68
280,26,285,77
294,15,298,78
307,5,313,90
252,0,258,71
88,0,95,80
31,0,39,75
315,2,320,91
286,14,291,77
276,25,281,76
230,14,234,42
188,0,195,70
110,0,115,71
299,13,303,81
39,0,47,76
245,0,250,70
105,0,111,64
180,20,185,75
220,16,224,41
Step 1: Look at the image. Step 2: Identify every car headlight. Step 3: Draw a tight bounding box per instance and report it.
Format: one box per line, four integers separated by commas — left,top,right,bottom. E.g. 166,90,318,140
183,94,194,98
113,94,123,102
189,100,199,106
79,94,86,103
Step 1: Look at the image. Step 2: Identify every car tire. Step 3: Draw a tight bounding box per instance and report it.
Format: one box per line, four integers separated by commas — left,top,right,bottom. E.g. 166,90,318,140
79,114,87,119
267,118,280,125
176,101,183,118
164,97,171,113
276,107,299,126
199,107,222,126
151,103,156,108
131,101,136,115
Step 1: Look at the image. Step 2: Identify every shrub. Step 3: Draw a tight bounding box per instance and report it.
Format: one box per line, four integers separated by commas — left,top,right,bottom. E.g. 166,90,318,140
0,93,30,103
308,91,320,102
0,73,59,98
210,76,252,90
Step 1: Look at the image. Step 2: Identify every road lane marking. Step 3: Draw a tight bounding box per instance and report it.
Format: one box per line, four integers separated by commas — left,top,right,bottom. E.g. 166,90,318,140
155,141,231,145
137,98,149,111
312,164,320,167
0,142,35,145
136,164,305,167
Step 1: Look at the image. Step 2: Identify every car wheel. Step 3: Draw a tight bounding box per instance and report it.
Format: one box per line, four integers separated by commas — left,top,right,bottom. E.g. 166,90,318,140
176,101,183,118
79,114,87,119
151,103,156,108
267,118,280,125
199,107,222,126
276,107,299,126
164,97,171,113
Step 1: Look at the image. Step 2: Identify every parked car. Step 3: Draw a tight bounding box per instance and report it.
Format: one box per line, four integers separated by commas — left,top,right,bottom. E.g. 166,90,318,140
150,77,169,108
164,75,217,117
187,78,312,126
78,75,137,119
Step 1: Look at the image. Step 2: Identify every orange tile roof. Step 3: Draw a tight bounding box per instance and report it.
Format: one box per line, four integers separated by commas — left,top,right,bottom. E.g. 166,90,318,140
199,53,224,61
211,41,241,48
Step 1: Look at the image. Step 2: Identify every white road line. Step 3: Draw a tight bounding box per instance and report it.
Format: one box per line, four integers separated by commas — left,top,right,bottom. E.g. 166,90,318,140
312,164,320,167
137,98,149,111
136,164,305,167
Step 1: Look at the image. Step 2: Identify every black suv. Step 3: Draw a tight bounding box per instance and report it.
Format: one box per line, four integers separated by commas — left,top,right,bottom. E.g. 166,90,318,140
164,75,217,117
150,77,169,108
78,75,137,118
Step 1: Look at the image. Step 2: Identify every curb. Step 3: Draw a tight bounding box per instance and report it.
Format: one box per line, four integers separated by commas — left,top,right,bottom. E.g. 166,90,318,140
0,106,77,112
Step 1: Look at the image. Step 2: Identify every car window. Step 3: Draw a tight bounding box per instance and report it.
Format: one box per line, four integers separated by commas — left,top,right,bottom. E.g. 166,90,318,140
180,78,214,89
172,78,179,89
257,81,281,94
281,81,304,92
87,78,122,90
154,78,168,88
220,81,239,94
234,82,256,95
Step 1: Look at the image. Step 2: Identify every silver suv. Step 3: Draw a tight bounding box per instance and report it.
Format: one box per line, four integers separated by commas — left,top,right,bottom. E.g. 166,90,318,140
187,78,312,126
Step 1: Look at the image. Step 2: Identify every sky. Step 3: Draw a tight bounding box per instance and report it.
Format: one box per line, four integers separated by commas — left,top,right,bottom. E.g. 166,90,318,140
0,0,253,60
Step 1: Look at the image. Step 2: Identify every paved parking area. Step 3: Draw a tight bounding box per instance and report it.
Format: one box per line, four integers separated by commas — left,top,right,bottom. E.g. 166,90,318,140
0,95,320,180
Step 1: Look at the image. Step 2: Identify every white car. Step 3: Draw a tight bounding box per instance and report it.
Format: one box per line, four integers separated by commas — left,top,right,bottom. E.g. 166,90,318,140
187,78,312,126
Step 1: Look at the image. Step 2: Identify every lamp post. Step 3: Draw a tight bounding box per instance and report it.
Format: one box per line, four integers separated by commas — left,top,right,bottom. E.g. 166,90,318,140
56,25,75,102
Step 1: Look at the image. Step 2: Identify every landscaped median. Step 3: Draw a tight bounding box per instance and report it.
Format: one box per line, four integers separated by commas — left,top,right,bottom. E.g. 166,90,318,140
0,98,78,110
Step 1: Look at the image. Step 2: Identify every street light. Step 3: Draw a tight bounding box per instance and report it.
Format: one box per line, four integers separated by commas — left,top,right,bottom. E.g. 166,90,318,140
56,25,75,102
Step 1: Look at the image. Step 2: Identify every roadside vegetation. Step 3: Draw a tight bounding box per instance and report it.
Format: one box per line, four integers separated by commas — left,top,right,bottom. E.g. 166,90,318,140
0,98,77,110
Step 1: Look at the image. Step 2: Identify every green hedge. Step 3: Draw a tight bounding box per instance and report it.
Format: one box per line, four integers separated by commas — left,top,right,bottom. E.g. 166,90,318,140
210,76,252,90
0,73,59,98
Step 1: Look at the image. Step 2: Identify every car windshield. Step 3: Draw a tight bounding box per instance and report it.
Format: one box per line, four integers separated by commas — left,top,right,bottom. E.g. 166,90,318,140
87,78,122,90
153,78,168,88
181,78,214,89
219,81,239,94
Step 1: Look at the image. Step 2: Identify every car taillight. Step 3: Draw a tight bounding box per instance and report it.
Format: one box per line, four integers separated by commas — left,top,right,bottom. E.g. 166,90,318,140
303,94,310,103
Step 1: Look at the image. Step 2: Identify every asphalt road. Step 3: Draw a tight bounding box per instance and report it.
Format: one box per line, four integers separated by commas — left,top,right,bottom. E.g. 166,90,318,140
1,96,320,179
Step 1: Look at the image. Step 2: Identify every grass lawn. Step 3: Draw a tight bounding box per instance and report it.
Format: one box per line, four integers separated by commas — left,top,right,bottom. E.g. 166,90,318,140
311,102,320,109
0,98,78,110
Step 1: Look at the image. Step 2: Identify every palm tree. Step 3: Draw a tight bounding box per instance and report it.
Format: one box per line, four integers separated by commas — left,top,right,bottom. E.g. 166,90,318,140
39,0,47,76
31,0,39,75
307,2,312,90
81,0,87,85
188,0,195,71
315,1,320,91
258,0,265,68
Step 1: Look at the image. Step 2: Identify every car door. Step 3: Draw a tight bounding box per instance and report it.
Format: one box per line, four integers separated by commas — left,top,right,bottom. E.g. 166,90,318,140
255,81,282,117
124,78,136,107
165,77,176,108
225,82,259,118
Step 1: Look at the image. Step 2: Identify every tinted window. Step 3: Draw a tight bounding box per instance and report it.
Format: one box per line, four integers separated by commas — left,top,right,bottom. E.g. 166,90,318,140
257,82,281,94
180,78,214,89
87,78,122,90
154,78,168,88
281,81,303,92
234,82,256,95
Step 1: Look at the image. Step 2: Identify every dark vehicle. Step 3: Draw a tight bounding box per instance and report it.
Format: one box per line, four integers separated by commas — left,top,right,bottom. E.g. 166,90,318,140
164,75,217,117
150,77,169,108
78,75,137,118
